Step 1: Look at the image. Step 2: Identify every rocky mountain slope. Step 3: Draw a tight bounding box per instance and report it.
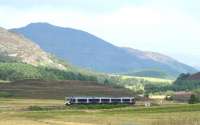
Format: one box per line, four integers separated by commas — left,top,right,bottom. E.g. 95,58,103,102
12,23,197,78
0,27,99,82
0,27,65,69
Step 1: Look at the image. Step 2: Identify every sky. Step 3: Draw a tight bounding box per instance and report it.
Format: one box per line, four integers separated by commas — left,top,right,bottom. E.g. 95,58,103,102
0,0,200,69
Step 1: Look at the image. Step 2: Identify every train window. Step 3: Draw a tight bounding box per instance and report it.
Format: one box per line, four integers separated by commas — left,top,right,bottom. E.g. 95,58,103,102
89,99,99,103
101,99,110,103
123,99,130,102
111,99,121,103
78,99,87,103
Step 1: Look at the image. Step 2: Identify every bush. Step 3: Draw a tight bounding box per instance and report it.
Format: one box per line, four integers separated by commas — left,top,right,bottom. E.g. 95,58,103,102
188,94,199,104
0,92,13,98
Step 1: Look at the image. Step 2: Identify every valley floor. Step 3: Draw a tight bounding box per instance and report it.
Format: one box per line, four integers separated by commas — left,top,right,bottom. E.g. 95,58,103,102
0,98,200,125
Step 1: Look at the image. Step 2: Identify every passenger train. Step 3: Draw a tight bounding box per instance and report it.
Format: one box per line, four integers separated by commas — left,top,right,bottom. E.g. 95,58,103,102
65,96,135,105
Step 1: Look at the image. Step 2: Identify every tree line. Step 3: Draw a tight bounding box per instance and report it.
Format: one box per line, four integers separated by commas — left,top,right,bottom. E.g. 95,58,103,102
0,63,97,81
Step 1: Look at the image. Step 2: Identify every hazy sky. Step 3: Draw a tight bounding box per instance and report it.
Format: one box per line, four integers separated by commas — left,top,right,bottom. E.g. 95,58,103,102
0,0,200,68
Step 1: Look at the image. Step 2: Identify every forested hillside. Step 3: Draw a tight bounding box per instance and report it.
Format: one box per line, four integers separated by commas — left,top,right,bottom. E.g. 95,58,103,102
145,73,200,93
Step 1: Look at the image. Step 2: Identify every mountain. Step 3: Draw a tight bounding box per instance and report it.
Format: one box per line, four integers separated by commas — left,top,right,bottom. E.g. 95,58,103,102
169,72,200,92
0,27,65,69
123,48,197,78
11,23,197,78
0,27,101,82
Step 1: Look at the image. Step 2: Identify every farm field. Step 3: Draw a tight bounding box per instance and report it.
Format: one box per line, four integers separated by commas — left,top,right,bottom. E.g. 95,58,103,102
0,98,200,125
120,75,173,84
0,80,9,83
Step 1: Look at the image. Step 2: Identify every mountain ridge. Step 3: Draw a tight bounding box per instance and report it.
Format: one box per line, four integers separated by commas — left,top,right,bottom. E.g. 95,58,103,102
122,47,197,76
11,22,197,78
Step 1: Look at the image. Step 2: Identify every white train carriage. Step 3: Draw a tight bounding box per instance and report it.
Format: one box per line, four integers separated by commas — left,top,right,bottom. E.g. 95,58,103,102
65,96,135,105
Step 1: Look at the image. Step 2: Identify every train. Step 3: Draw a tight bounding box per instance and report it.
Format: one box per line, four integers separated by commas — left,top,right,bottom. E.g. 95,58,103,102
65,96,135,105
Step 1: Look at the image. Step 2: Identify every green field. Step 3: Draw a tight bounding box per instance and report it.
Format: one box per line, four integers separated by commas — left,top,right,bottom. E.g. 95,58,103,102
121,75,173,84
0,98,200,125
108,75,173,93
0,80,9,83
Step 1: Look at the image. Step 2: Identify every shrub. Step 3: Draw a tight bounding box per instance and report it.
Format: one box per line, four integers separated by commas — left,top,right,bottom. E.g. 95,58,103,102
188,94,199,104
0,92,13,97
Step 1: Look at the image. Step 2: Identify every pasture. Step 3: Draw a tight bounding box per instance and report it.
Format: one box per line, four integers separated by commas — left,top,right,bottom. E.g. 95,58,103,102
121,75,173,84
0,98,200,125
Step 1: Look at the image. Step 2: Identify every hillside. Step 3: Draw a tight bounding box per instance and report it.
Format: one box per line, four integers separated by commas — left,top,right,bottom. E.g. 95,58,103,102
12,23,197,78
0,26,173,94
147,73,200,93
0,27,65,69
0,80,134,99
0,27,101,82
123,47,197,78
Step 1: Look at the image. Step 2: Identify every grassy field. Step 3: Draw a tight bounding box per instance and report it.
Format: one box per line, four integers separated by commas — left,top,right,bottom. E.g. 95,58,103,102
121,75,173,84
111,75,173,93
0,80,9,83
0,98,200,125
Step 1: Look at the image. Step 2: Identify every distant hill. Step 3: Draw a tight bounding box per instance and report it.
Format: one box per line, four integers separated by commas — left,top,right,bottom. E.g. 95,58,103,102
12,23,197,78
0,80,134,99
124,70,168,78
163,72,200,92
123,47,197,78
